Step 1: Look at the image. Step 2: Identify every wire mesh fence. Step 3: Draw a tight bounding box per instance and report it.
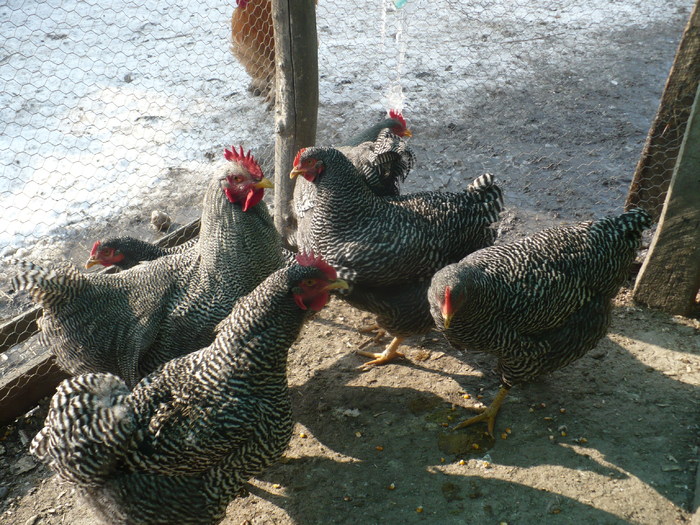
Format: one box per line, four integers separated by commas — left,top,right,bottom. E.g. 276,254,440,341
0,0,694,417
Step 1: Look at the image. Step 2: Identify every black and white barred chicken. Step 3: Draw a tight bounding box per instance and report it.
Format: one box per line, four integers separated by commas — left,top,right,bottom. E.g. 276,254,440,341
428,209,652,435
30,255,348,525
291,146,503,366
85,236,198,270
289,110,415,250
12,146,284,387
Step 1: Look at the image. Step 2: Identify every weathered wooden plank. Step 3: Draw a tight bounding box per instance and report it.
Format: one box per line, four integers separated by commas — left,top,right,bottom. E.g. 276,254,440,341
625,1,700,219
157,217,200,248
633,84,700,315
0,306,42,355
271,0,318,245
0,353,69,425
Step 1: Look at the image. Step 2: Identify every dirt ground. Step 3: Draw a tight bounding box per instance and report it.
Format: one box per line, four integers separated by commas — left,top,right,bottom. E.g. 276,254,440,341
0,288,698,525
0,0,697,523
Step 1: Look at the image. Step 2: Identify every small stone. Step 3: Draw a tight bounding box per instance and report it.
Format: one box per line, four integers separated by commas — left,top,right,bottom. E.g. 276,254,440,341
150,210,172,232
18,430,30,446
661,465,682,472
0,486,9,499
13,456,37,475
25,516,39,525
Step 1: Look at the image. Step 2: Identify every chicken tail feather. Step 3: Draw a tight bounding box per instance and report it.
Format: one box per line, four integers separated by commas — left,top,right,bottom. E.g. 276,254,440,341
617,208,652,233
11,260,85,307
31,373,135,485
466,173,504,224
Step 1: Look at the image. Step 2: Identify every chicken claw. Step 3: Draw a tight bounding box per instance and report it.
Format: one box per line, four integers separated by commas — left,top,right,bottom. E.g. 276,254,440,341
453,386,510,436
357,336,405,368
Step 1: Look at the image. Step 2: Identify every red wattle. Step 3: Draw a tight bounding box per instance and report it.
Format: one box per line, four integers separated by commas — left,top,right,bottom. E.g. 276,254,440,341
243,188,264,211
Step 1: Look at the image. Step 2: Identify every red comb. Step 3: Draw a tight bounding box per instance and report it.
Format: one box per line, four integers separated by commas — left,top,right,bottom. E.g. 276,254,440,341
388,109,407,128
293,148,306,168
295,252,337,280
224,145,263,179
90,241,101,257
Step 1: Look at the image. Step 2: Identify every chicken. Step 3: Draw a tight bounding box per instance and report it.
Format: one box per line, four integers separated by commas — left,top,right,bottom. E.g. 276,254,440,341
85,236,198,270
230,0,276,105
337,111,414,197
290,111,415,250
290,147,503,366
30,255,348,525
87,234,297,271
230,0,318,107
428,209,652,435
341,109,413,149
12,146,284,387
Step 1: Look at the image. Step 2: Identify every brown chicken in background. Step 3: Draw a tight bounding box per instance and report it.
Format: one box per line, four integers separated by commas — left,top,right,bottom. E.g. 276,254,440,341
230,0,276,105
230,0,317,107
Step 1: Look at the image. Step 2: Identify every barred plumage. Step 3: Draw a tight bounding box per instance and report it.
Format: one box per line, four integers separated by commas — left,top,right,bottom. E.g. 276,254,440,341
31,261,347,525
338,128,416,197
289,114,414,250
85,236,198,270
12,149,284,388
428,208,651,434
291,147,503,366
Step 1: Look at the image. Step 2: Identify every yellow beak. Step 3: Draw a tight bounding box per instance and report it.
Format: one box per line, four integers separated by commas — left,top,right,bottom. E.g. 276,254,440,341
254,176,274,189
403,129,413,138
289,168,303,179
85,258,100,269
323,278,350,292
443,312,453,330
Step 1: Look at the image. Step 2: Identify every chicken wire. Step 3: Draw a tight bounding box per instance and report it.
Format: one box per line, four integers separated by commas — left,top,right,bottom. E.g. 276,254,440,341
0,0,694,409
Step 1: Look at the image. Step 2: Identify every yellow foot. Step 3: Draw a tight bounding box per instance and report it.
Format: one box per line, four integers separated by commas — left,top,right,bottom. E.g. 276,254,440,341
357,336,405,369
453,386,510,437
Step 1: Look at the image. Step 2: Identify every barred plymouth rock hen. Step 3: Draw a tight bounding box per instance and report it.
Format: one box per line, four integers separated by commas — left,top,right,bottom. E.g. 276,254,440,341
289,111,415,250
428,209,652,435
30,256,348,525
291,146,503,366
342,109,413,148
85,236,198,270
12,146,284,387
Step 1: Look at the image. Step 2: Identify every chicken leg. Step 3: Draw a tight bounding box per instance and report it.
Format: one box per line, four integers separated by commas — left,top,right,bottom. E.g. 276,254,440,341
357,322,387,348
453,386,510,436
357,336,405,368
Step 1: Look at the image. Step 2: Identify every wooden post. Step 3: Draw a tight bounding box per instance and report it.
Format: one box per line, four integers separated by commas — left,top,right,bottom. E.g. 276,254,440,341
271,0,318,244
625,1,700,219
633,84,700,316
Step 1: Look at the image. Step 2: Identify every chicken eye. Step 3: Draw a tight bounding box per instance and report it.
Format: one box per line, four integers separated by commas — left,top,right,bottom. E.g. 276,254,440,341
302,279,317,287
232,175,243,183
